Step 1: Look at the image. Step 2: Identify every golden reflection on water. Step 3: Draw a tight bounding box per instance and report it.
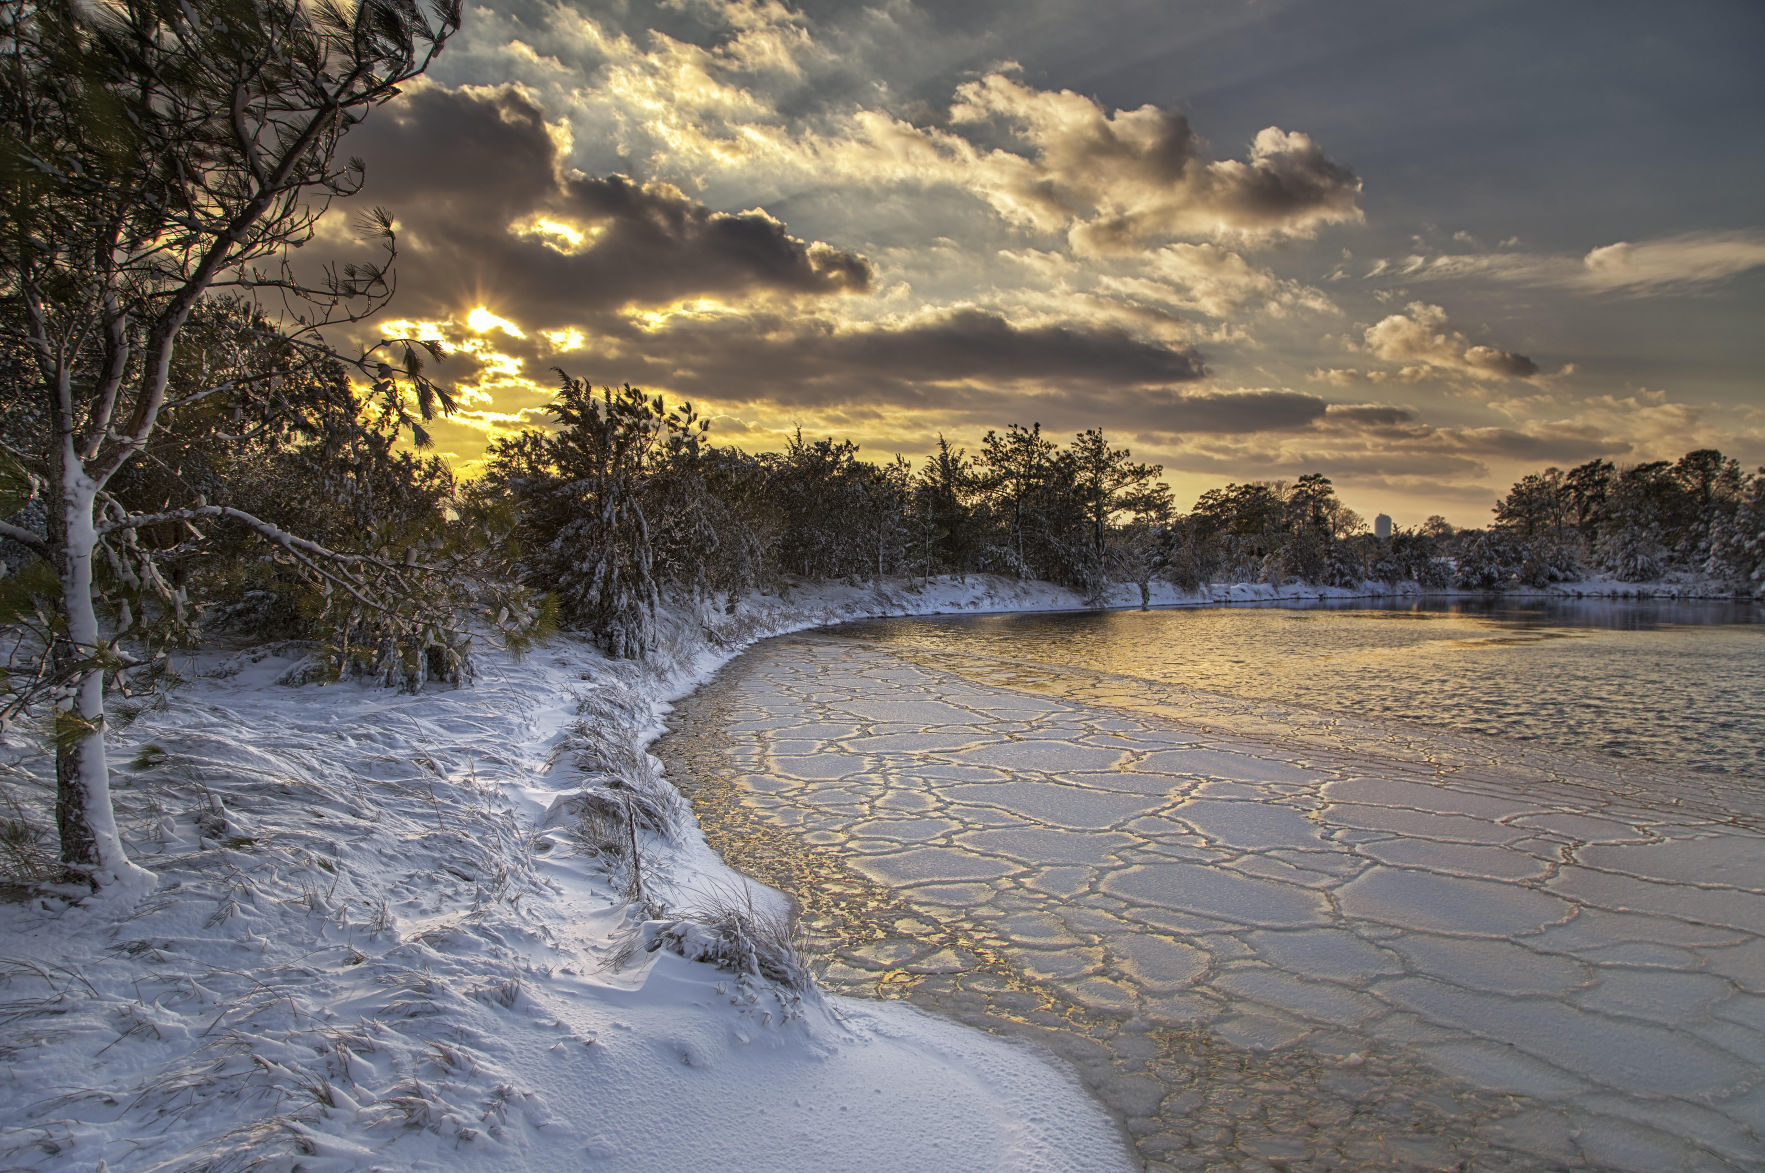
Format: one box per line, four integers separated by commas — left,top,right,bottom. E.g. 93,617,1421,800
843,603,1765,780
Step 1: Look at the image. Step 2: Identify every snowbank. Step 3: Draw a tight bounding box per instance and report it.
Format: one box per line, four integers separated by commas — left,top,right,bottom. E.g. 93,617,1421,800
0,575,1140,1173
10,569,1700,1170
1519,572,1750,600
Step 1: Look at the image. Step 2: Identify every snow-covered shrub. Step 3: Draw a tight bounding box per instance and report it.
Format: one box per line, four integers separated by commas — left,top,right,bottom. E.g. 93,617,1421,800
1454,530,1520,589
1595,524,1668,582
1518,540,1580,587
626,884,812,994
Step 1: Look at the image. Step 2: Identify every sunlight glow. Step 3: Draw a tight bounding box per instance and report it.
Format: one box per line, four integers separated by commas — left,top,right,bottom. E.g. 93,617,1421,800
544,327,588,351
467,306,527,337
511,215,601,254
631,298,734,331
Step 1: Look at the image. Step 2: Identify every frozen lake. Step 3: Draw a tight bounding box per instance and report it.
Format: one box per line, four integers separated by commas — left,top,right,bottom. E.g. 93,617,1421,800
658,601,1765,1171
842,598,1765,781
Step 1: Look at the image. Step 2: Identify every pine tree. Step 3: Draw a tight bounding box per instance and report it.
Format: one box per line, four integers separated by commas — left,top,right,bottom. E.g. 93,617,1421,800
909,436,977,581
484,378,710,659
976,423,1057,578
0,0,459,889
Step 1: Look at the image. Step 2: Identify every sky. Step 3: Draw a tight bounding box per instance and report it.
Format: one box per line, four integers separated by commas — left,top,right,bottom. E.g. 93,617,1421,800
330,0,1765,527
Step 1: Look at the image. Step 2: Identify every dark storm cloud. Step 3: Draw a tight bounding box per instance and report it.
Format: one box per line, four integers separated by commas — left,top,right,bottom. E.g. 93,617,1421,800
592,307,1207,405
345,84,870,321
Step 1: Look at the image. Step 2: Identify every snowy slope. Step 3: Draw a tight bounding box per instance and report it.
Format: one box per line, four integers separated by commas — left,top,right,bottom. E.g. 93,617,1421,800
0,576,1147,1173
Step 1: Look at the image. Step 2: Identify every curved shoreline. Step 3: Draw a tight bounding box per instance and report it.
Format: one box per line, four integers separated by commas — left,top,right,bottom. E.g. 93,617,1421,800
1,574,1757,1171
658,611,1765,1172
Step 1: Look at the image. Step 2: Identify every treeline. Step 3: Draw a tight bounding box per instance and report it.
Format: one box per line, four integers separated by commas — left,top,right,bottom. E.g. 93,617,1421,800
467,375,1765,658
7,350,1764,678
1461,451,1765,589
469,376,1182,656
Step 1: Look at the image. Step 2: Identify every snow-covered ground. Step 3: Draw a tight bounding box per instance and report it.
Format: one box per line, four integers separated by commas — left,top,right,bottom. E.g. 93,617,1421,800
0,575,1159,1172
1521,571,1752,599
0,571,1748,1172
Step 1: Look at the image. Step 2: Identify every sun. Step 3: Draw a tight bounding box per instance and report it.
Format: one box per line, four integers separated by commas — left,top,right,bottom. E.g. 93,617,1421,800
466,306,526,338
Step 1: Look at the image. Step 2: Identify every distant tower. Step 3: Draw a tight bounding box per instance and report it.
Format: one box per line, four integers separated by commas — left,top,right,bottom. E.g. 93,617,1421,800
1374,513,1393,539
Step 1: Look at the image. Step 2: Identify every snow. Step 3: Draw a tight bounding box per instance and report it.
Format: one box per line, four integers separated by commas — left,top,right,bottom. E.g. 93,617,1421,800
0,575,1147,1173
3,570,1755,1171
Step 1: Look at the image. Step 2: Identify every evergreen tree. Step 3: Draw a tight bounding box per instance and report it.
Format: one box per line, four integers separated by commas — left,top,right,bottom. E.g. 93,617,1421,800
909,436,978,581
1592,462,1677,581
1067,428,1165,599
0,0,459,887
975,423,1057,578
483,378,708,658
1706,467,1765,594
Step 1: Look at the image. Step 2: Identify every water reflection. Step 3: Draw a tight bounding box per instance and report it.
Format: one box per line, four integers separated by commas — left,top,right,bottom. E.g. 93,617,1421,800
836,599,1765,780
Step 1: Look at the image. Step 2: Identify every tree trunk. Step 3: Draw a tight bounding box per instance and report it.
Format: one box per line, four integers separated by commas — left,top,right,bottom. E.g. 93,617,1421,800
51,443,146,891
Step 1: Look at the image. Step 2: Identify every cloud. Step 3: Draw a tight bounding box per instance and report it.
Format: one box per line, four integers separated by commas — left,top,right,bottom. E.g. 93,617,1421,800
1368,230,1765,296
1099,243,1337,319
346,84,871,327
1144,389,1328,433
938,72,1359,250
596,305,1208,407
481,3,1362,255
1575,233,1765,293
487,1,1361,253
1357,303,1540,381
1324,403,1418,427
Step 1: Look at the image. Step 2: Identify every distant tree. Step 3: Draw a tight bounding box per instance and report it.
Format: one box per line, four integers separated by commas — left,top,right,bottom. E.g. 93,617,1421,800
1454,528,1522,590
644,445,776,606
852,454,913,584
1563,459,1615,548
1189,481,1287,581
1285,472,1343,583
1495,469,1574,541
1669,449,1742,566
909,436,977,581
1067,428,1164,601
1592,462,1678,581
975,423,1058,578
1494,468,1581,585
1372,527,1449,588
0,0,459,888
766,432,896,581
1706,467,1765,594
1109,481,1175,609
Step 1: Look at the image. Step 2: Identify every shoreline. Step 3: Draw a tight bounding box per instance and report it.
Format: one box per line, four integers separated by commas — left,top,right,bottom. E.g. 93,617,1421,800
658,605,1765,1172
0,573,1756,1170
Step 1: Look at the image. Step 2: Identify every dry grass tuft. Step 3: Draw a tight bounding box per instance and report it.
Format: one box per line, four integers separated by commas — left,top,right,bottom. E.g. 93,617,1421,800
612,882,812,993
